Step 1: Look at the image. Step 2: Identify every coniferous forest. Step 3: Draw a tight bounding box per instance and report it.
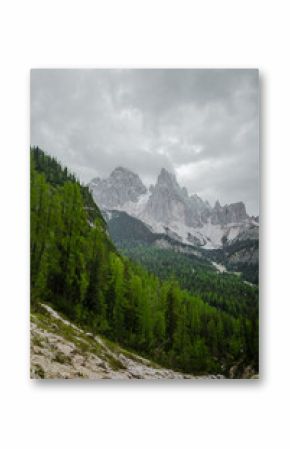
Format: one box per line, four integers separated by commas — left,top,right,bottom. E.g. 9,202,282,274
31,147,259,377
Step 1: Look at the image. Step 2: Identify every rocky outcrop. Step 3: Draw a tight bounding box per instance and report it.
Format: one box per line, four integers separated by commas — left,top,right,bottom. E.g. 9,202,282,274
229,363,259,379
143,169,212,228
227,244,259,265
31,303,225,380
211,201,248,225
144,168,187,224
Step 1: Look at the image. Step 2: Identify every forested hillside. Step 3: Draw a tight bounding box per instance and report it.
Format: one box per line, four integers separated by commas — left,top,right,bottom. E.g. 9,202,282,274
31,147,259,377
207,240,259,284
107,209,259,285
121,245,258,319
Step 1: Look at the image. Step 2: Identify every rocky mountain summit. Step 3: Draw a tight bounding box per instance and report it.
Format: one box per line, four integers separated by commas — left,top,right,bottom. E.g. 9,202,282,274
90,166,147,209
143,168,211,228
89,167,258,249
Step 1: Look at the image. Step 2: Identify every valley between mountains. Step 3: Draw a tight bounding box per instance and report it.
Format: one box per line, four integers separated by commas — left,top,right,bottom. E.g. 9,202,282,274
30,148,259,379
89,165,259,285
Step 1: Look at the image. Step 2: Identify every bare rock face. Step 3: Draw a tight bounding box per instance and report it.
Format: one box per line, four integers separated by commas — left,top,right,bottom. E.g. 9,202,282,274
89,166,257,249
144,168,188,224
211,201,248,225
90,167,147,209
31,303,225,380
143,168,211,228
190,194,212,224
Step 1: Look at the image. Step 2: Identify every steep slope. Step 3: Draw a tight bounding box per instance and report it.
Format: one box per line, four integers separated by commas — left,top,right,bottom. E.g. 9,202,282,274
120,245,259,318
209,238,259,284
105,209,159,245
143,168,211,230
32,146,106,225
31,303,226,379
105,209,207,257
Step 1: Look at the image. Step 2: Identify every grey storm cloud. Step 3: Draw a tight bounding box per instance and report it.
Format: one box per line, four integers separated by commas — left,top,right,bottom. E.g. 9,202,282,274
31,68,259,215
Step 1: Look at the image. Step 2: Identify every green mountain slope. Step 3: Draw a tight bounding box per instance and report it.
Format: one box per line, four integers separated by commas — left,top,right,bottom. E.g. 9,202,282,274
107,209,259,284
31,147,259,377
207,239,259,284
121,244,258,319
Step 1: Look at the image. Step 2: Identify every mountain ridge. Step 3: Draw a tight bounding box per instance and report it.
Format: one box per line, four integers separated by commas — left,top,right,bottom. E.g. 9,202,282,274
89,166,258,249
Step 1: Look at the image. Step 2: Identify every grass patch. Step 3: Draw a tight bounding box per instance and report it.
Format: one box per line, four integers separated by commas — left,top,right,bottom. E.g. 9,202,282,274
102,335,161,368
53,351,72,365
32,334,44,347
103,353,126,371
33,364,45,379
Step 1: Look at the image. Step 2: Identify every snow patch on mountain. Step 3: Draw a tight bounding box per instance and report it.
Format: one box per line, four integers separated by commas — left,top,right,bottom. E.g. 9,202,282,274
89,167,259,249
113,191,151,217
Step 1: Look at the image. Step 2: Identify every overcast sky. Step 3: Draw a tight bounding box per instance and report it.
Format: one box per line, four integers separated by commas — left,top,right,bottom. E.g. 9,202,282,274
31,69,259,215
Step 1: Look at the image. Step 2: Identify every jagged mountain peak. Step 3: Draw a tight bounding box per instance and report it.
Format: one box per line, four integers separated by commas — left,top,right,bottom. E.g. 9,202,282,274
211,200,248,225
91,166,137,185
154,168,186,201
89,165,255,249
191,193,208,206
160,167,173,175
110,166,136,177
157,167,178,187
89,166,147,209
224,201,247,220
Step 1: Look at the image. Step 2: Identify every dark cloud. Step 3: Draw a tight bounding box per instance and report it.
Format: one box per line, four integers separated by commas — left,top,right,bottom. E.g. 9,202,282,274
31,69,259,215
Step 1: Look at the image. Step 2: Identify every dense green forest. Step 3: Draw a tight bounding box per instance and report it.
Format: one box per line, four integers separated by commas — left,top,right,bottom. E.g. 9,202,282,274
31,147,259,376
206,240,259,285
120,244,258,319
108,210,259,285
